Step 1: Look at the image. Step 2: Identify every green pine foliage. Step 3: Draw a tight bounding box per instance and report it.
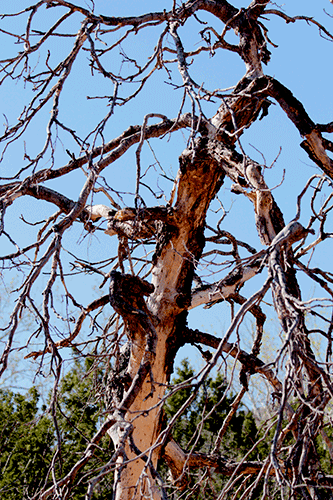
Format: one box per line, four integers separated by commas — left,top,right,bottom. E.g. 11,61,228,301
164,359,256,458
163,359,265,499
0,387,53,499
54,356,113,499
4,357,331,499
0,357,112,499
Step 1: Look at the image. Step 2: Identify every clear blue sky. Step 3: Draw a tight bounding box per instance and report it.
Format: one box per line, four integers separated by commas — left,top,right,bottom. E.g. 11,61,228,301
0,0,333,394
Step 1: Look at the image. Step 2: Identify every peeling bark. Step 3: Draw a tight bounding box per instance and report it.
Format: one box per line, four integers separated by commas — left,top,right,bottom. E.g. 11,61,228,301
1,1,333,499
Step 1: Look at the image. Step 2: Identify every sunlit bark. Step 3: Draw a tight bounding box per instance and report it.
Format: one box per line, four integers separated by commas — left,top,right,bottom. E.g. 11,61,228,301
1,1,333,499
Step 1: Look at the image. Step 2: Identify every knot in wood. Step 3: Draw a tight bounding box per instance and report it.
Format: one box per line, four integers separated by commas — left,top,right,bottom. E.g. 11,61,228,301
109,270,154,318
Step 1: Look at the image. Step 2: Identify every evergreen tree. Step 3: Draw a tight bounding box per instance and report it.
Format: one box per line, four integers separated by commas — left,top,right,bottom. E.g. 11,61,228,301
164,359,257,456
0,387,53,499
3,358,331,499
0,357,112,499
163,359,262,498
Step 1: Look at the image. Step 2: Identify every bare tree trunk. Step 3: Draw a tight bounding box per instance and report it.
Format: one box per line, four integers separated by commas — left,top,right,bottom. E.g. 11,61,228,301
1,2,333,499
107,139,225,499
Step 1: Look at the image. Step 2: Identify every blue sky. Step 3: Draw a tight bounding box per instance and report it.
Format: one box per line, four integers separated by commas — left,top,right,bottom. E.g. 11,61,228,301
1,0,333,393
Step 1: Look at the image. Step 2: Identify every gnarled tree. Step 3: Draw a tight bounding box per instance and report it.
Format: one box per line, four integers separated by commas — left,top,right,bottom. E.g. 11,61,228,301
1,0,333,498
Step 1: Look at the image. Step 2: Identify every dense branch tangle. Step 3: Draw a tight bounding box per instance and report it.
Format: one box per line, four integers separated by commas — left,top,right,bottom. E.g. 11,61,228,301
1,1,333,499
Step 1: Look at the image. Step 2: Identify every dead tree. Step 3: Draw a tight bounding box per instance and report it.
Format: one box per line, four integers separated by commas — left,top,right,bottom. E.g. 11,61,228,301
1,1,333,498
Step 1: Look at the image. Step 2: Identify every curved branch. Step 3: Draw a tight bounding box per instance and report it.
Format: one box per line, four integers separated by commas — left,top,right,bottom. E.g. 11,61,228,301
163,438,274,486
0,113,197,191
35,415,121,500
24,294,110,359
265,9,333,41
190,251,264,309
186,327,283,394
264,77,333,178
34,0,238,31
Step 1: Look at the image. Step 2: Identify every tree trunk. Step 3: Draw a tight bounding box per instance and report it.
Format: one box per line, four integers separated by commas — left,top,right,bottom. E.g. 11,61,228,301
108,139,225,499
